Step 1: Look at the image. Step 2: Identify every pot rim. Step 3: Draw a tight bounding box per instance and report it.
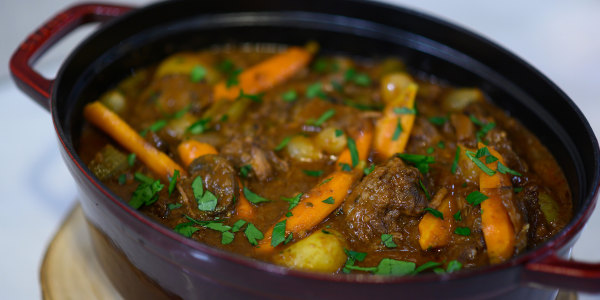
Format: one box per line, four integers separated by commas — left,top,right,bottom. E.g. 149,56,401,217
45,0,600,285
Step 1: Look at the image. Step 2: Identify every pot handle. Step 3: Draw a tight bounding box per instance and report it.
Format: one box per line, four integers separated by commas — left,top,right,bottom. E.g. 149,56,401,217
9,3,133,111
523,254,600,293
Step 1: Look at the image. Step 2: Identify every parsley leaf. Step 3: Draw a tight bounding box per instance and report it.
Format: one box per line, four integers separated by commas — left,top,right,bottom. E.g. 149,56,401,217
465,150,496,176
187,117,211,135
282,90,297,102
306,82,327,99
375,258,416,276
243,187,270,204
271,220,287,247
466,191,489,206
173,222,200,238
381,234,397,248
424,207,443,219
129,179,164,209
497,162,522,176
198,190,218,211
303,169,324,177
322,197,335,204
394,107,417,115
413,261,443,274
236,89,263,103
281,193,303,211
244,223,264,246
168,203,182,210
446,260,463,273
221,231,235,245
429,116,448,125
190,65,207,82
274,136,292,151
239,164,252,178
364,164,376,176
168,170,180,196
339,162,352,172
392,118,403,141
344,68,371,86
231,220,247,233
454,227,471,236
451,146,461,174
347,136,359,167
307,109,336,127
453,210,462,221
396,153,435,174
127,153,136,167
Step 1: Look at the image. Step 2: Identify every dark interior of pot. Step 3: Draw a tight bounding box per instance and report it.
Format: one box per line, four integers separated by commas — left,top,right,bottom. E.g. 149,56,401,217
52,0,597,284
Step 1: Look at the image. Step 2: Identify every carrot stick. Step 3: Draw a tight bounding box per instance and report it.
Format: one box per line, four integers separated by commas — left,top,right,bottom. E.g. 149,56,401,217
478,142,515,264
83,101,187,181
176,140,255,220
418,190,455,250
374,83,418,159
213,47,312,101
257,170,357,252
177,140,218,167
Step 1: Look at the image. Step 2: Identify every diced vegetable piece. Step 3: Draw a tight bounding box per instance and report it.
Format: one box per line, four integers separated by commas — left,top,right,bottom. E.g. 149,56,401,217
450,114,475,142
478,143,516,264
374,78,418,159
538,192,559,223
274,230,347,273
373,58,406,79
286,136,322,162
177,140,218,167
380,72,414,104
83,101,187,181
315,127,347,155
213,47,313,101
442,88,483,112
418,190,456,250
88,144,129,181
456,145,479,183
165,113,197,140
99,90,127,114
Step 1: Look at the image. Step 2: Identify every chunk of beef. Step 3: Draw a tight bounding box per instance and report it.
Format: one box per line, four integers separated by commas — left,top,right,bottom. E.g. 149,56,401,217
343,157,427,243
221,137,288,181
179,154,238,220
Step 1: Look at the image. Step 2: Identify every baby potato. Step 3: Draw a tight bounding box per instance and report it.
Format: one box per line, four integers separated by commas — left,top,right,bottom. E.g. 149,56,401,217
315,127,347,155
274,230,347,273
164,113,197,140
154,52,221,84
380,72,414,104
442,88,484,112
100,90,126,114
286,135,322,162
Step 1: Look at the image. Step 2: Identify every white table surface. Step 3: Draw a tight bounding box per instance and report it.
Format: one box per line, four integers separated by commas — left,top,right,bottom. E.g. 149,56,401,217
0,0,598,299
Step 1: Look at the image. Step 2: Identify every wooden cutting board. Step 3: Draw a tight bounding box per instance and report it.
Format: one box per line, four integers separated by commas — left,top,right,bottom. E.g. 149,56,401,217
40,205,123,300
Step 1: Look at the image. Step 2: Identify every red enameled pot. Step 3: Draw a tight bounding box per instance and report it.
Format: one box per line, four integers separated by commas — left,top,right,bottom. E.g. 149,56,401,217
10,1,600,299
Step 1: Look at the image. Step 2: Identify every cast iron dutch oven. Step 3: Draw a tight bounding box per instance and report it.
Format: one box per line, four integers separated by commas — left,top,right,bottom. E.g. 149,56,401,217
10,0,600,299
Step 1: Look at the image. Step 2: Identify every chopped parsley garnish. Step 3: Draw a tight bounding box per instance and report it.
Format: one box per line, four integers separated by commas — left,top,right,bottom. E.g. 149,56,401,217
497,162,523,176
274,136,292,151
146,119,167,133
392,118,403,141
129,179,164,209
451,146,461,174
171,105,190,120
347,136,359,167
231,220,247,233
393,107,417,115
514,187,523,193
322,197,335,204
239,164,252,178
419,180,431,200
339,162,352,172
413,261,443,274
475,147,491,158
335,129,344,137
426,147,434,154
271,220,287,247
344,68,371,86
437,141,445,149
168,203,182,210
446,260,463,273
236,89,263,103
187,117,211,134
381,234,397,248
127,153,136,167
244,223,264,246
192,176,218,211
303,169,324,177
306,82,327,99
190,65,207,82
343,249,368,273
205,222,232,233
477,122,495,141
364,164,376,176
331,80,343,92
134,172,155,185
226,69,242,88
375,258,416,276
466,191,489,206
118,174,127,185
469,114,484,126
281,90,297,102
396,153,435,174
465,150,496,176
485,155,498,164
320,177,333,186
454,227,471,236
307,109,336,127
424,207,443,219
217,59,235,73
453,210,462,221
243,187,271,204
281,193,303,211
284,233,294,244
429,116,448,125
221,231,235,245
173,222,200,238
168,170,180,196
